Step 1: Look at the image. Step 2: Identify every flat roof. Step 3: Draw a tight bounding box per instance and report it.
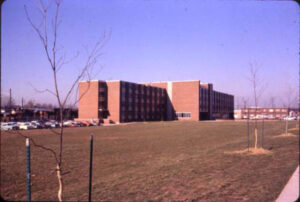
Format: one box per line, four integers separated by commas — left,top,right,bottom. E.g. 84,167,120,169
79,80,102,83
152,80,200,83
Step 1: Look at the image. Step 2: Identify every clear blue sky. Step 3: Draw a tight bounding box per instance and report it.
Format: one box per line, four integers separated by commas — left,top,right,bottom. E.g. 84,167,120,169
2,0,299,108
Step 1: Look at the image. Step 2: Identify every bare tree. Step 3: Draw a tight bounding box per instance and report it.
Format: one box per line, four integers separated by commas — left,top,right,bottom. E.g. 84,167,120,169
1,94,15,108
241,97,250,151
23,0,110,201
248,62,266,149
269,96,276,108
281,83,298,135
24,99,35,108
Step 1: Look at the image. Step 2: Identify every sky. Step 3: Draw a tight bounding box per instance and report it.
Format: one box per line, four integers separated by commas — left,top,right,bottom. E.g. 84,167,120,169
2,0,299,108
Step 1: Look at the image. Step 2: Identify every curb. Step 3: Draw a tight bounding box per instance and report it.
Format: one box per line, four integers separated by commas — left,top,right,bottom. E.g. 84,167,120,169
276,166,299,202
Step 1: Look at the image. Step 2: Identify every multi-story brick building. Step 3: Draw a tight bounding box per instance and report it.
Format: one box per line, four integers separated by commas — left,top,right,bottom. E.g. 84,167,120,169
240,107,292,120
77,80,234,123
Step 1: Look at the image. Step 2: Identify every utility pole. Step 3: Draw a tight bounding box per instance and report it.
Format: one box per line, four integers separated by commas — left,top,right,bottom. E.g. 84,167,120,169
22,97,24,109
9,88,12,121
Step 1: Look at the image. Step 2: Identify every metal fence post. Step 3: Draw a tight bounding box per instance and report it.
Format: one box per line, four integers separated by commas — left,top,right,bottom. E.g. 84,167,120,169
262,118,264,148
26,138,31,202
88,134,94,202
247,119,250,151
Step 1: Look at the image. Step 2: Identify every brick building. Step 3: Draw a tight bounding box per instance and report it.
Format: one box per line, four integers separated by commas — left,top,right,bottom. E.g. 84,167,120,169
77,80,234,123
240,107,297,120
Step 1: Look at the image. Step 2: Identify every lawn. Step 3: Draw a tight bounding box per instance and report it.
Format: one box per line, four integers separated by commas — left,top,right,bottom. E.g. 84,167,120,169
1,120,299,201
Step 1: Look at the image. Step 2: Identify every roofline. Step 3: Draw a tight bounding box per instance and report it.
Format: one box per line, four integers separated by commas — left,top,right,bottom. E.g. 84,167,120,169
152,80,200,83
79,80,102,83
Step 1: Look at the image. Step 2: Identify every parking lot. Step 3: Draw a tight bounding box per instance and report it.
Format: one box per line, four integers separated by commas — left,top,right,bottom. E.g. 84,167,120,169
0,119,99,131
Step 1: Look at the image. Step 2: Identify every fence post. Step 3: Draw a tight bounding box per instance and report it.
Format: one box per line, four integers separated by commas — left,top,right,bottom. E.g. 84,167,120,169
261,118,264,148
26,138,31,202
88,134,94,202
247,119,250,151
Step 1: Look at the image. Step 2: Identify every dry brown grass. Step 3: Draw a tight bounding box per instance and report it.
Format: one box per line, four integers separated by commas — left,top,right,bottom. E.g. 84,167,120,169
273,133,297,138
1,120,299,201
288,127,299,131
225,148,272,155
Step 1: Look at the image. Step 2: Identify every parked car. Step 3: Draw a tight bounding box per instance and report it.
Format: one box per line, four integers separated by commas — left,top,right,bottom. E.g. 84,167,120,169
1,122,19,131
45,120,59,128
18,122,34,130
74,121,86,127
8,122,19,130
89,121,98,126
63,120,75,127
80,121,92,127
283,116,297,121
30,121,43,129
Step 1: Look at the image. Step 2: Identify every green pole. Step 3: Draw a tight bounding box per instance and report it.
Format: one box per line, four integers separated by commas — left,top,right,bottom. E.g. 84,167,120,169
26,138,31,201
262,118,264,148
88,134,94,202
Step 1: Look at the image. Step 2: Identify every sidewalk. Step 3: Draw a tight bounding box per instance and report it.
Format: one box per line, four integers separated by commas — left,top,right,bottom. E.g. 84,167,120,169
276,166,299,202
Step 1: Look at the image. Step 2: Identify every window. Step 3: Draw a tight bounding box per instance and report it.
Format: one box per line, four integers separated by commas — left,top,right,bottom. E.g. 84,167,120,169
176,112,191,118
269,109,274,112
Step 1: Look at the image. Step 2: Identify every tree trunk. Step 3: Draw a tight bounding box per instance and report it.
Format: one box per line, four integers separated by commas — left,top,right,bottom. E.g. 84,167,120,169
285,119,288,135
254,128,258,149
58,107,64,201
56,164,63,202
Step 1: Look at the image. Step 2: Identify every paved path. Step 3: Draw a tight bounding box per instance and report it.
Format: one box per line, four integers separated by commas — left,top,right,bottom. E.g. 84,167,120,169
276,166,299,202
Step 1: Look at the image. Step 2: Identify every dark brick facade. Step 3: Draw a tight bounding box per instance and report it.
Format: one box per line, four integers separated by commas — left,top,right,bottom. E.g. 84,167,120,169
78,80,234,123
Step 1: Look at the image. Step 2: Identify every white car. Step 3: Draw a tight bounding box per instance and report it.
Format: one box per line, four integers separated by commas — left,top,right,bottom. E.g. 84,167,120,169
63,120,75,127
18,122,34,130
31,121,43,129
45,121,59,128
1,122,18,131
283,117,296,121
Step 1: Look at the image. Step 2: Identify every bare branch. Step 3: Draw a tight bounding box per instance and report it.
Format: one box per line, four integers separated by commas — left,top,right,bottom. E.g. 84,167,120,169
24,4,54,69
7,130,58,164
28,82,57,97
56,51,80,72
62,31,111,107
24,0,110,200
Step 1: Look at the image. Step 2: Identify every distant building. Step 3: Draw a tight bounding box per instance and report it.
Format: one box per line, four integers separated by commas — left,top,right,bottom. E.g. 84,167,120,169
77,80,234,123
240,107,297,120
234,109,242,119
0,107,78,122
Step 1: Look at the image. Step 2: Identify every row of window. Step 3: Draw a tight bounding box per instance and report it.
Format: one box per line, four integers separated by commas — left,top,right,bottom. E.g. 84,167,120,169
176,112,191,118
243,109,287,113
121,107,165,112
121,114,163,121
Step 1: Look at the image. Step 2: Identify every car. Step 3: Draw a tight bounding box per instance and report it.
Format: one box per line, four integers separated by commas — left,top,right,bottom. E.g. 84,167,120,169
45,121,59,128
30,121,43,129
63,120,75,127
283,117,297,121
80,121,92,127
18,122,34,130
74,122,86,127
8,122,19,130
1,123,9,131
1,122,19,131
89,121,98,126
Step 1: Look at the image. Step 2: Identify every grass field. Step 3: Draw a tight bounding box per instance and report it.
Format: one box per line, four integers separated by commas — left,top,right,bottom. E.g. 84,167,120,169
1,120,299,201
